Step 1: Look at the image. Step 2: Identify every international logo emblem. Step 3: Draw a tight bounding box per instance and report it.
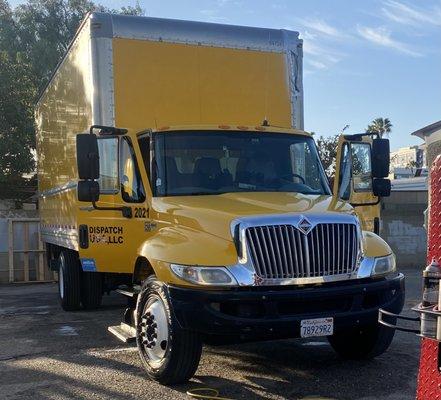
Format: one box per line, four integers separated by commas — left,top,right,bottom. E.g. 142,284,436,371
297,216,312,235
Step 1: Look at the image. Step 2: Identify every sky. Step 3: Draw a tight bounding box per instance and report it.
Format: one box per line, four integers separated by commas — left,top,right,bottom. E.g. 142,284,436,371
11,0,441,150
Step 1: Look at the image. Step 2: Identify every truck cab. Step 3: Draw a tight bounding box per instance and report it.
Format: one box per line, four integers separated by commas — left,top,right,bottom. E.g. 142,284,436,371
75,124,403,384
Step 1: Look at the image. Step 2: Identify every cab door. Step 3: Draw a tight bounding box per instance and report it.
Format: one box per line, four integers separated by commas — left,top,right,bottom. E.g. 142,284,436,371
333,135,391,233
77,134,149,274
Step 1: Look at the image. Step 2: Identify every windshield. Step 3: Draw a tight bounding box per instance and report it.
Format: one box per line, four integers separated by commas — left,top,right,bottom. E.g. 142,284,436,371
151,130,331,197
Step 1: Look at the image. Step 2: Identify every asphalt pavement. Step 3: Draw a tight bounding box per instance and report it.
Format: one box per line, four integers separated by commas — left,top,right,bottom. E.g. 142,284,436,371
0,267,421,400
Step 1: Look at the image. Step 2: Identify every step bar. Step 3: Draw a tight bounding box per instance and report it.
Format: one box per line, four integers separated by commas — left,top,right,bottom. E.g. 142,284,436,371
108,286,139,343
108,322,136,343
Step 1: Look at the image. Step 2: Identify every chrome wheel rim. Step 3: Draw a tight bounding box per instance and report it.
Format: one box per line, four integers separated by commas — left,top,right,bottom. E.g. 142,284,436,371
59,256,64,299
140,297,169,363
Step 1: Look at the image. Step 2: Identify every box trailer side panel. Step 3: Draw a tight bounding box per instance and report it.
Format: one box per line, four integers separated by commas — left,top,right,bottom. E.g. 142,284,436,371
36,19,94,250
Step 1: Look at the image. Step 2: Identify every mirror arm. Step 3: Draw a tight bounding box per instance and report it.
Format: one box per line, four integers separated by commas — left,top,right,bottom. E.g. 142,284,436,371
90,125,128,136
91,201,133,218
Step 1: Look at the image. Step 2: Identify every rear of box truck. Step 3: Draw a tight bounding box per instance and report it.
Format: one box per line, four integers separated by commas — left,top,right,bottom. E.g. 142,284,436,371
112,38,294,130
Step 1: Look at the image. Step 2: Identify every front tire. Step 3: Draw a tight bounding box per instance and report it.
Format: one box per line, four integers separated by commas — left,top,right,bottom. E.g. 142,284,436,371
328,322,395,360
58,250,81,311
136,276,202,384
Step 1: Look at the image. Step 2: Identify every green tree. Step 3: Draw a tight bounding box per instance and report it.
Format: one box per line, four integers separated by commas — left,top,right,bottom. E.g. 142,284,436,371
406,160,418,176
366,117,393,138
0,0,18,52
0,0,143,198
13,0,143,87
0,0,36,185
0,51,36,181
316,134,339,177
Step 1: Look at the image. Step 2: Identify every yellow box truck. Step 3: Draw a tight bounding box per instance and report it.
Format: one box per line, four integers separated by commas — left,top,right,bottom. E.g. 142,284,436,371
36,12,404,384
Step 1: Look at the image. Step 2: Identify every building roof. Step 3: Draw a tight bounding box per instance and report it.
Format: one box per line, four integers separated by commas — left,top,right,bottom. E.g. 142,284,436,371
411,120,441,140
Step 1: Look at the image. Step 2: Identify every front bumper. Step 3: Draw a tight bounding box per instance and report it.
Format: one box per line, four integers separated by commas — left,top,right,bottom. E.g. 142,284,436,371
168,273,405,340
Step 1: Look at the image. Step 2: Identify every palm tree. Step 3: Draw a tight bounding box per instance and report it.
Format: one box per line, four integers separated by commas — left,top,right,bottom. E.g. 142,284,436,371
366,118,393,138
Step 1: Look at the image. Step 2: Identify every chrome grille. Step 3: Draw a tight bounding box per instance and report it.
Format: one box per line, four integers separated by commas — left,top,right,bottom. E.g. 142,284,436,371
245,223,359,279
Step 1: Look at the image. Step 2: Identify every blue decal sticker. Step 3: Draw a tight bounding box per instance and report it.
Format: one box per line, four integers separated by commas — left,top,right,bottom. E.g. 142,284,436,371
80,258,97,272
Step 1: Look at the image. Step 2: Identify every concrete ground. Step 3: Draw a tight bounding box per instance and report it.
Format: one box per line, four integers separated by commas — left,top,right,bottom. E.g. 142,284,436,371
0,267,421,400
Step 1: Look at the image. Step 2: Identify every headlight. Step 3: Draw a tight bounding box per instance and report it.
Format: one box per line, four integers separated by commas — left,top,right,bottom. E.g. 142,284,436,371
170,264,238,286
357,254,396,278
372,254,396,276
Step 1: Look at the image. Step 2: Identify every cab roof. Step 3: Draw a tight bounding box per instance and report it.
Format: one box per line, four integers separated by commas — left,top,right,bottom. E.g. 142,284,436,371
146,124,312,137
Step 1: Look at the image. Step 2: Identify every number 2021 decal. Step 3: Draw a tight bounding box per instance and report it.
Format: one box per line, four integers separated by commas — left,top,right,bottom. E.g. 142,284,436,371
134,207,147,218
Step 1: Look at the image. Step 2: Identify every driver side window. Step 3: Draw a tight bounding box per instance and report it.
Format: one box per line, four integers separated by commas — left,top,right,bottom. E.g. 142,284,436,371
97,137,118,193
120,137,146,203
351,143,372,192
338,142,373,200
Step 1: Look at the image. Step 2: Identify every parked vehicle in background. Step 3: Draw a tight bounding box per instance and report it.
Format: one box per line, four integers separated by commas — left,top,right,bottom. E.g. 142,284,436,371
36,13,404,384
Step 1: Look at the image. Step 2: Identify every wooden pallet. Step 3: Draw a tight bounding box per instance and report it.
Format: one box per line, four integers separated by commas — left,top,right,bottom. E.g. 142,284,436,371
7,218,54,283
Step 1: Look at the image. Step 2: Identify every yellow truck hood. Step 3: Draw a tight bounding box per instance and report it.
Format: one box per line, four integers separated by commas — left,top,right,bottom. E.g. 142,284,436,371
151,192,354,243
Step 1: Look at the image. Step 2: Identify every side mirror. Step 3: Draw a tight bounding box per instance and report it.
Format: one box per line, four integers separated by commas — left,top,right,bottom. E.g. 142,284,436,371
373,178,391,197
76,134,100,179
372,138,390,178
78,180,100,202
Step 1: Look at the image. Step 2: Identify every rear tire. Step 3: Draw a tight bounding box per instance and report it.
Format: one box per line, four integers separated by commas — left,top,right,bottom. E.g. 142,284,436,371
328,322,395,360
136,276,202,384
81,272,103,309
58,250,81,311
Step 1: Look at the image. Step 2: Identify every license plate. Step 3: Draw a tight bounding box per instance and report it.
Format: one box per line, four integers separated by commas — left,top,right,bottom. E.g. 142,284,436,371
300,317,334,338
